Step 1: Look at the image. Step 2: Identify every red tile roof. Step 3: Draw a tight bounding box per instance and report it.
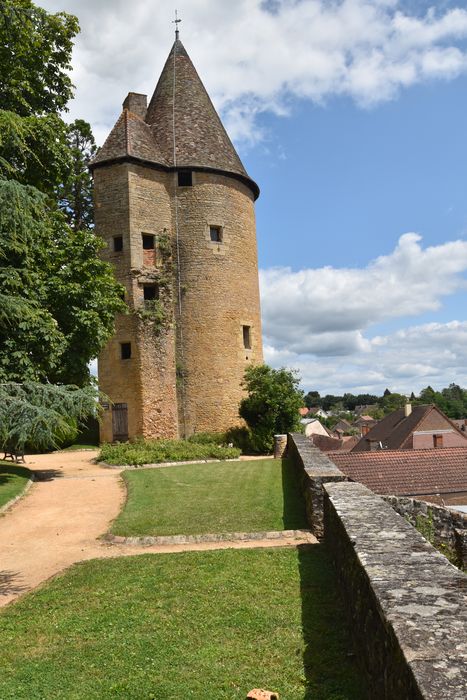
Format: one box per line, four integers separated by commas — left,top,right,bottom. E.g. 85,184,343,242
311,435,359,452
329,447,467,496
351,404,467,451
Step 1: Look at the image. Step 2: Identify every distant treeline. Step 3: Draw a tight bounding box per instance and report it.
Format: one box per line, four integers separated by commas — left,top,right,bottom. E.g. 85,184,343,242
304,384,467,419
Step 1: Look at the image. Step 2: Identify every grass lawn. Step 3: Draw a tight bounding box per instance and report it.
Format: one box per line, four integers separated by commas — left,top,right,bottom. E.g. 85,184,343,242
0,547,365,699
112,458,307,536
0,462,31,509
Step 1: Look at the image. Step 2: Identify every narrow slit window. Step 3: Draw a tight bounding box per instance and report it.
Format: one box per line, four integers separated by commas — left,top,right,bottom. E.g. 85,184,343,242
113,236,123,252
178,170,192,187
210,226,222,243
120,342,132,360
243,325,251,350
143,284,159,301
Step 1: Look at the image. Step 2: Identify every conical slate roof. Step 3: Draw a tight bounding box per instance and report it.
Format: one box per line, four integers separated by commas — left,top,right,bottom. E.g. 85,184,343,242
91,38,258,198
146,39,247,176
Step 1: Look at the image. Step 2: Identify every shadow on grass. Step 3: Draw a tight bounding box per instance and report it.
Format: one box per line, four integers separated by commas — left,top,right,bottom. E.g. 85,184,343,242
281,459,365,697
281,458,308,530
0,466,31,486
0,570,27,598
297,543,366,699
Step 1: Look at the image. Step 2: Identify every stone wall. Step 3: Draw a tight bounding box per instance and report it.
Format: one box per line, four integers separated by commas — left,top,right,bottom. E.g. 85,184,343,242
324,482,467,699
94,161,263,442
384,495,467,570
288,432,467,698
286,433,347,537
173,171,263,436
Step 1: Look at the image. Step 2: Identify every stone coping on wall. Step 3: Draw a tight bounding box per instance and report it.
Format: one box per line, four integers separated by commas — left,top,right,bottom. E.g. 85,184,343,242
324,480,467,699
104,529,316,547
287,433,347,537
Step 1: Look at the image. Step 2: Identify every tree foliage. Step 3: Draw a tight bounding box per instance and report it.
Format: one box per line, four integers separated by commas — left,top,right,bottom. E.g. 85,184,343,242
0,0,78,117
0,179,125,385
0,382,99,458
58,119,96,231
239,364,304,453
0,0,125,386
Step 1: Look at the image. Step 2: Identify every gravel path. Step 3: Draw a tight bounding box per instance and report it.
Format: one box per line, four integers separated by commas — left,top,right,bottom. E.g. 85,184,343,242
0,451,316,607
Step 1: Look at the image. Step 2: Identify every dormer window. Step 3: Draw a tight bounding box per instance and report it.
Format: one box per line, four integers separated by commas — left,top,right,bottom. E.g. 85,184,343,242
178,170,192,187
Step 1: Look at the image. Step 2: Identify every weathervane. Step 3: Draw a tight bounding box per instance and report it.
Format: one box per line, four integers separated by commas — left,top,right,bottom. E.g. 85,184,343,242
173,9,181,40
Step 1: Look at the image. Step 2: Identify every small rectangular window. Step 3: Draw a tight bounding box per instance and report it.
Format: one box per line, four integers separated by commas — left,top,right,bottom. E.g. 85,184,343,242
142,234,155,249
210,226,222,243
433,434,443,448
120,342,131,360
143,284,159,301
113,236,123,252
178,170,192,187
243,325,251,349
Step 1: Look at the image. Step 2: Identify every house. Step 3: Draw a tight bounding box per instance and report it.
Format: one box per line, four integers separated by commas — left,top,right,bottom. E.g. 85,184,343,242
332,419,353,436
452,419,467,433
300,418,332,439
298,407,310,417
352,415,377,436
351,404,467,452
355,404,379,416
329,447,467,505
307,407,329,419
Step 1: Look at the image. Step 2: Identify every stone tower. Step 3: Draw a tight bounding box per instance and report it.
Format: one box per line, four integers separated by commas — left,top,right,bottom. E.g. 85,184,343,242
91,34,263,442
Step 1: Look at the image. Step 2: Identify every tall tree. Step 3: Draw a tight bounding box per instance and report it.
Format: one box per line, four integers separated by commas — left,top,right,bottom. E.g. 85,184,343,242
0,0,125,386
58,119,96,231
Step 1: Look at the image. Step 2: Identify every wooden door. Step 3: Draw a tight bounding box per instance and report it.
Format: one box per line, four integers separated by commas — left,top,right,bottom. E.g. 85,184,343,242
112,403,128,442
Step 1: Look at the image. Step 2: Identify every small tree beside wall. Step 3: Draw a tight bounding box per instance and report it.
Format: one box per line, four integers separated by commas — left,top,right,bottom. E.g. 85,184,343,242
239,364,304,453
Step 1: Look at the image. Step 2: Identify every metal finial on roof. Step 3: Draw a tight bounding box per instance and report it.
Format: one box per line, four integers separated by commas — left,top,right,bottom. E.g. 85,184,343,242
173,9,181,40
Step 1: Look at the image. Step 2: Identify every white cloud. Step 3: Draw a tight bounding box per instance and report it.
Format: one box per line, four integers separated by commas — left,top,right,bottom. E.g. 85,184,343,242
264,321,467,395
38,0,467,144
260,233,467,355
260,234,467,393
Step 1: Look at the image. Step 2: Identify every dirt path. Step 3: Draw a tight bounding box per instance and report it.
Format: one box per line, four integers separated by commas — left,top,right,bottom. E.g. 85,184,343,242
0,451,316,608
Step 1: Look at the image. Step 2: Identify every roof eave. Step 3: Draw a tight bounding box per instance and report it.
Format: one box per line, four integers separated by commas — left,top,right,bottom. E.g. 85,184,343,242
89,155,260,200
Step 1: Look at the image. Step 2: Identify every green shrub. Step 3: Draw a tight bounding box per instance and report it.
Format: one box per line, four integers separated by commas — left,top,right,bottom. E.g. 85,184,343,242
239,364,303,454
225,425,253,453
98,439,240,466
187,432,227,445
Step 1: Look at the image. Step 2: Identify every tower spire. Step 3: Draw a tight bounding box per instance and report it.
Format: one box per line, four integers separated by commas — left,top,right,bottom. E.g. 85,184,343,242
173,9,181,40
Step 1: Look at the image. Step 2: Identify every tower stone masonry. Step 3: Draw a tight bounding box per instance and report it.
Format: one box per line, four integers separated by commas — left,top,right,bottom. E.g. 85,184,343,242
91,36,263,442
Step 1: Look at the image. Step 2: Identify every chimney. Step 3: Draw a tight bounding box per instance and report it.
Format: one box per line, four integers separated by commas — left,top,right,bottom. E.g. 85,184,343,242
122,92,147,120
404,403,412,417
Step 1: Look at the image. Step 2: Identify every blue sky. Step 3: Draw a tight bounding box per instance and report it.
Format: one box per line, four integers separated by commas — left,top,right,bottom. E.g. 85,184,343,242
40,0,467,395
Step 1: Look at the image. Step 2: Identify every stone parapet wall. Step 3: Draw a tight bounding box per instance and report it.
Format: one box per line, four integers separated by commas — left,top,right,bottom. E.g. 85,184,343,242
287,433,347,537
324,481,467,699
288,432,467,698
383,495,467,570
